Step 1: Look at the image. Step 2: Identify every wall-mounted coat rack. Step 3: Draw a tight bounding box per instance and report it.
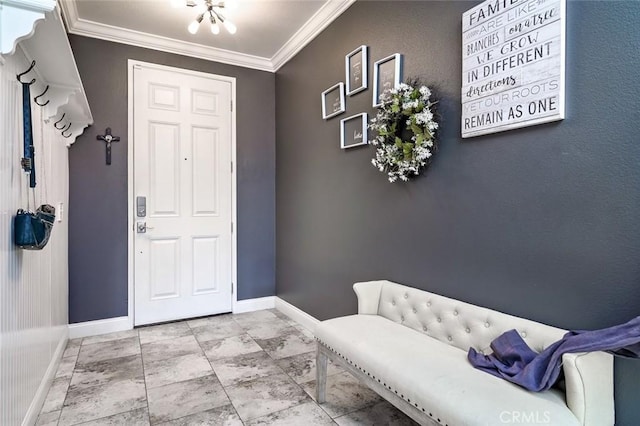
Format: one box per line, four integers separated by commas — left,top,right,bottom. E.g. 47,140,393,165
15,58,84,144
17,60,37,188
34,85,50,106
5,4,93,146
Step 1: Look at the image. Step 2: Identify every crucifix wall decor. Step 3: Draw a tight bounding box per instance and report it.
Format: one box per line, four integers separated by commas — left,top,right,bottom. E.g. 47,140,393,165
97,127,120,165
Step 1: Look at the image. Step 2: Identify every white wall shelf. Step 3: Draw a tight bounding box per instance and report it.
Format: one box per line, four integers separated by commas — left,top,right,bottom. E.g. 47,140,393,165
0,0,56,56
2,1,93,144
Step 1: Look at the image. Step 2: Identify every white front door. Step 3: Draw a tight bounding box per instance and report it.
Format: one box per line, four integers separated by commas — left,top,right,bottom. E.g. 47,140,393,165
132,62,234,326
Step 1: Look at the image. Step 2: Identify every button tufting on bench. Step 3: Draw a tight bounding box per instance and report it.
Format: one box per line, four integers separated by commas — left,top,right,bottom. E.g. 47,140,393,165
315,280,612,426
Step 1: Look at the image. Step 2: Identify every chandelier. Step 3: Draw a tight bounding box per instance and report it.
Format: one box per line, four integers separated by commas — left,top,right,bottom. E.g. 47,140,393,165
172,0,237,35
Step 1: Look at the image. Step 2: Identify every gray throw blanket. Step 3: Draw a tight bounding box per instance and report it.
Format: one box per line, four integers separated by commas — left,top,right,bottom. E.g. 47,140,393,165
468,316,640,391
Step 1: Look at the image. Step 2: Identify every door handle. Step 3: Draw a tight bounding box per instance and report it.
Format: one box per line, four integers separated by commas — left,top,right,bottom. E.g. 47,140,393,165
137,222,154,233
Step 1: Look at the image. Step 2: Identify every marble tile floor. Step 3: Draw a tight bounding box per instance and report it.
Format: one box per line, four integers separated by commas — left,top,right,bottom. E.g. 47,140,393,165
37,309,417,426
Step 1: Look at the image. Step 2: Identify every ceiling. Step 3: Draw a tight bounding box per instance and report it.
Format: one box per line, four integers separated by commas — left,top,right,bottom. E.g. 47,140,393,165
60,0,355,72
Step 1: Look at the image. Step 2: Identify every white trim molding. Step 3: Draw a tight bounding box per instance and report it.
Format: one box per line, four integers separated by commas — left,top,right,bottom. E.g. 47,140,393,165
68,316,131,339
271,0,356,71
66,296,278,339
233,296,276,314
21,334,67,426
275,297,320,332
60,0,355,72
63,14,273,71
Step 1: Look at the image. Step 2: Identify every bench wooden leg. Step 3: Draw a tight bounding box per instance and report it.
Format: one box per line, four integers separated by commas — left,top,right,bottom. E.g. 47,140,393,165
316,344,328,403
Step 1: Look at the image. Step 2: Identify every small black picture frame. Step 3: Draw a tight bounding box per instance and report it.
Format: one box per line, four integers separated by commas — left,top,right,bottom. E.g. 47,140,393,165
321,82,345,120
345,45,368,96
340,113,368,149
373,53,403,107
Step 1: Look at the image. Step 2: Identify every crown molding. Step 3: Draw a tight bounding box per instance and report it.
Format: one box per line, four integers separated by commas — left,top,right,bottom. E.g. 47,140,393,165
60,0,273,72
271,0,356,71
60,0,355,73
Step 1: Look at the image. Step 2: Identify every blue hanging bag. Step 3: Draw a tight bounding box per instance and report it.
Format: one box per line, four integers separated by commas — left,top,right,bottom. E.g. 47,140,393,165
14,204,55,250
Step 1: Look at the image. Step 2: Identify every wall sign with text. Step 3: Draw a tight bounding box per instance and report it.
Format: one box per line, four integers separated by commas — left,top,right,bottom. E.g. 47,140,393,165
461,0,566,138
321,82,346,120
346,45,368,96
373,54,403,107
340,113,368,149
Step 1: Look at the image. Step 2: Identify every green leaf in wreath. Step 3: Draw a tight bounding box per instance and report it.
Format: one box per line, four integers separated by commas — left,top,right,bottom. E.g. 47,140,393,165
423,128,433,139
392,104,400,113
395,137,403,148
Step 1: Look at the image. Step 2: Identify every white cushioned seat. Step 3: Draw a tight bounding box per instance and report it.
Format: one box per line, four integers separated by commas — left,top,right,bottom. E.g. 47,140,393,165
315,314,581,426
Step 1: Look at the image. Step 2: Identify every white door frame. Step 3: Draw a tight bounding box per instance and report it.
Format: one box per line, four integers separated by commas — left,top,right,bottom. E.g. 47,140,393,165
127,59,238,328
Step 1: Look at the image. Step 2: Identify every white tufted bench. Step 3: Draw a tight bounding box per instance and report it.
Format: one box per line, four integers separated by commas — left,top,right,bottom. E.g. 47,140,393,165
314,280,614,426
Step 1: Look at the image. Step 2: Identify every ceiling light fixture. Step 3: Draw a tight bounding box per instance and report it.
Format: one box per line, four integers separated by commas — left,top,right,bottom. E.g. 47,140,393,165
180,0,237,35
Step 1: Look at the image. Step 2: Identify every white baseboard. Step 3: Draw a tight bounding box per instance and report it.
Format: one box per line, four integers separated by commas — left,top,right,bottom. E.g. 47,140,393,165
69,297,279,338
275,297,320,331
233,296,276,314
22,330,67,426
68,316,132,339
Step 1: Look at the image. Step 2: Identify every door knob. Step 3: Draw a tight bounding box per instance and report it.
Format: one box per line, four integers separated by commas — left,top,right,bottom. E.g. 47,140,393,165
137,222,153,233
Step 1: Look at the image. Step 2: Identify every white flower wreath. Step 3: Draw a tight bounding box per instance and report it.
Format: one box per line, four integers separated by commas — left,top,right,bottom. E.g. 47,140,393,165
369,81,439,183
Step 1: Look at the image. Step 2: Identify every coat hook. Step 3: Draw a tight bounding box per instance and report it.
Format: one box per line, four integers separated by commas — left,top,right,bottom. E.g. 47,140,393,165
54,113,66,129
62,128,73,138
16,60,36,85
61,122,71,134
34,85,50,106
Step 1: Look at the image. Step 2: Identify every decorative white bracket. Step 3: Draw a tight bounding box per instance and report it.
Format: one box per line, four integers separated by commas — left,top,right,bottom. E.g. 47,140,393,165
8,3,94,145
0,0,56,55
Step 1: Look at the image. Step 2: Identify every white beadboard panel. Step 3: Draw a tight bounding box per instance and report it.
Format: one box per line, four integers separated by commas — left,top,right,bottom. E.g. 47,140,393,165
0,49,69,426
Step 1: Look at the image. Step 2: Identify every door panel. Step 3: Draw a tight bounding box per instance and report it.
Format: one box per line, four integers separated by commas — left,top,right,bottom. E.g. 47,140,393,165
133,63,233,326
149,83,180,111
149,122,180,217
192,126,219,216
149,238,181,299
192,236,219,294
191,89,219,115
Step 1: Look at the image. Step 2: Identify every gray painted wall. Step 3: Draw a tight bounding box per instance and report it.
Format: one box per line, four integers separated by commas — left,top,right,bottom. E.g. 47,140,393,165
275,1,640,424
68,36,276,323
